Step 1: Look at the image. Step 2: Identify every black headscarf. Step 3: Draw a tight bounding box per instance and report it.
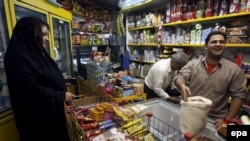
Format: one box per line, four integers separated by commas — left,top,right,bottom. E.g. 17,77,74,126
4,17,70,141
8,17,48,53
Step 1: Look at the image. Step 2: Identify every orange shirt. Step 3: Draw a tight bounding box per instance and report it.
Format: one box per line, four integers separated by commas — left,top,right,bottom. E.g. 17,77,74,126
207,62,217,74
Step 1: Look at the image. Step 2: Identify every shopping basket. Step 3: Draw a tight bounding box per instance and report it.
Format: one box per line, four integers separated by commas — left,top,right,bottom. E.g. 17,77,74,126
65,95,115,141
66,113,85,141
65,104,85,141
65,95,103,141
122,112,186,141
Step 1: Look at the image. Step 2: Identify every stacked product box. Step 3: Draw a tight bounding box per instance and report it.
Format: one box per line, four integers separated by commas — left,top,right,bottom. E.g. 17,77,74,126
86,61,110,86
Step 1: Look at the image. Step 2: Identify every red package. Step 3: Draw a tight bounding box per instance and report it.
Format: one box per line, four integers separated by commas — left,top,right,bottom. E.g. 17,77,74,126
186,5,195,20
85,129,104,140
205,0,213,17
81,122,99,131
76,115,95,124
229,3,240,13
170,5,177,22
79,107,89,114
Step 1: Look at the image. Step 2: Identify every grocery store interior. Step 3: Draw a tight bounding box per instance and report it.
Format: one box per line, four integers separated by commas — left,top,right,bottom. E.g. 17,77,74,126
1,0,250,140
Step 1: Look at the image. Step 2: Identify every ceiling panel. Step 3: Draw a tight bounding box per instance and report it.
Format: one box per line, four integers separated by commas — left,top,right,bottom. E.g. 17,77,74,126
92,0,120,11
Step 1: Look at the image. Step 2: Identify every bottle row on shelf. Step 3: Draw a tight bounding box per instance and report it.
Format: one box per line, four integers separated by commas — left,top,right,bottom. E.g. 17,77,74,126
127,0,250,28
128,18,250,46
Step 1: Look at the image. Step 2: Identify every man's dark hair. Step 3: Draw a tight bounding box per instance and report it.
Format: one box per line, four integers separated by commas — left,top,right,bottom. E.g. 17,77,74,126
205,31,227,45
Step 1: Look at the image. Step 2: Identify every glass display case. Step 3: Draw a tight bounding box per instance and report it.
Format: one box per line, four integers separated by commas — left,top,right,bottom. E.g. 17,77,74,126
0,1,20,141
51,15,73,76
0,0,10,113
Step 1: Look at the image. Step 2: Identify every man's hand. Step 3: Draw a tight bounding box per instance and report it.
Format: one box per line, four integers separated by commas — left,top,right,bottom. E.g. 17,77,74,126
215,118,224,130
179,84,191,102
167,97,180,104
174,78,191,102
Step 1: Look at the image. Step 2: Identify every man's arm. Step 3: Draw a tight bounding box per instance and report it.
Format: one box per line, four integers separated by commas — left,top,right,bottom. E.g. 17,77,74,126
153,84,170,99
225,99,244,120
215,99,244,130
226,68,247,119
174,77,191,102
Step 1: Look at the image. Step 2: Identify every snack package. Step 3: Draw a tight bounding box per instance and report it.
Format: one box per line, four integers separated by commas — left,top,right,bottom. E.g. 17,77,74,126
217,118,241,139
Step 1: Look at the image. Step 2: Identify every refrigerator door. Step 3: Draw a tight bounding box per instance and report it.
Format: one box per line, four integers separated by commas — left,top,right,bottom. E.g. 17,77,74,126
50,15,73,77
0,0,11,112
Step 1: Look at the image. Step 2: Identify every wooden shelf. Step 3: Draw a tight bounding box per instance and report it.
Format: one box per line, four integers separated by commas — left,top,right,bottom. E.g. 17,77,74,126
119,0,153,13
246,74,250,79
161,12,250,26
226,44,250,48
127,43,158,47
130,59,155,64
128,12,250,31
128,25,155,31
142,61,155,64
139,76,146,79
129,59,141,63
73,45,121,48
127,43,250,48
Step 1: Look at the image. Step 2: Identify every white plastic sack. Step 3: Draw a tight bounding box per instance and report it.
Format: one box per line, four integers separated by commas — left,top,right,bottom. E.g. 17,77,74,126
118,0,130,8
179,96,212,137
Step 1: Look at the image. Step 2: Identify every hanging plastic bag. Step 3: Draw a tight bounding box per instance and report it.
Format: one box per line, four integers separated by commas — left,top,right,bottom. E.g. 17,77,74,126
179,96,212,137
118,0,126,8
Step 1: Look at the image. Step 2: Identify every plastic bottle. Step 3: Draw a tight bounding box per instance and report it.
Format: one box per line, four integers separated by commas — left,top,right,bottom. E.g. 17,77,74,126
241,115,250,125
240,109,250,125
184,132,197,141
235,53,242,68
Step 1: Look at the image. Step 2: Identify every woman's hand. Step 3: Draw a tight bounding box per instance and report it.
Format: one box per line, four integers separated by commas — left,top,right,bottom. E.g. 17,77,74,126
65,82,72,87
65,92,75,103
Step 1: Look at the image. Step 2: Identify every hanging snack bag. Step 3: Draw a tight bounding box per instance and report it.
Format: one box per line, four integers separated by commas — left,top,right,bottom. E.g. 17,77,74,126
246,0,250,11
179,96,212,137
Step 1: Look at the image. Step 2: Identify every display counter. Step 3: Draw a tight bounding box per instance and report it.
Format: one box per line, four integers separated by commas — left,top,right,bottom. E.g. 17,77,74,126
77,75,147,104
132,98,225,141
67,95,224,140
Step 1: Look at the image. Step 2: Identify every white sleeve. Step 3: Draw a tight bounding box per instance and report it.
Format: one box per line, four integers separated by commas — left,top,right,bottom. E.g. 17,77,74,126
151,70,170,99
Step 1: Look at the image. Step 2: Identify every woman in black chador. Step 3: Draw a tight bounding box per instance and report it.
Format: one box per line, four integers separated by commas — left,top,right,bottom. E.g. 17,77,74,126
4,17,75,141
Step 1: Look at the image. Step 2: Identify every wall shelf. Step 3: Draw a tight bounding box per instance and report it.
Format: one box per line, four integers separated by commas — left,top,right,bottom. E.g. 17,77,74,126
127,44,158,47
125,1,250,78
128,44,250,48
128,12,250,31
130,59,155,64
246,74,250,79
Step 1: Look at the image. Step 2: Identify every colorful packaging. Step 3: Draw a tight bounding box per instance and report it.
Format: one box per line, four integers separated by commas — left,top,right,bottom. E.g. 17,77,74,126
246,0,250,11
219,0,228,15
229,1,240,13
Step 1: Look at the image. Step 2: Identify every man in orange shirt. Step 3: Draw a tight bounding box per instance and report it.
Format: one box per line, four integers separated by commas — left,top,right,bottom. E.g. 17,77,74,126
174,31,247,129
